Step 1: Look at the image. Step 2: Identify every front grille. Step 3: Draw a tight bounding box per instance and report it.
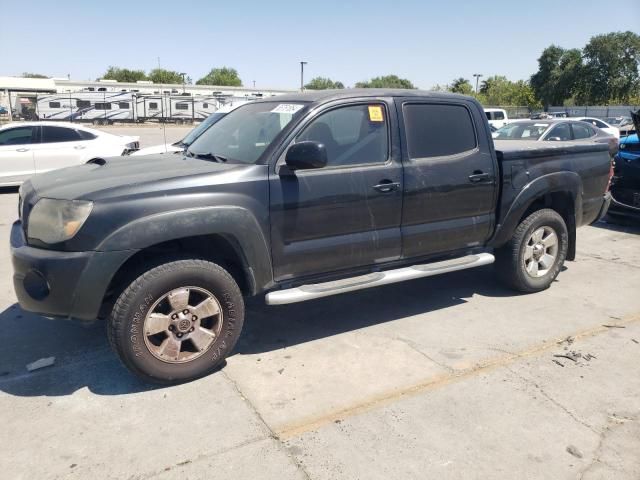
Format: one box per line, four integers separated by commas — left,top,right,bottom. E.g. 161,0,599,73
623,142,640,152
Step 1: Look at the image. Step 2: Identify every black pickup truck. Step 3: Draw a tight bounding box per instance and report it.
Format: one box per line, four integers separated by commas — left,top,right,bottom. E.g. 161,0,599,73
11,90,612,383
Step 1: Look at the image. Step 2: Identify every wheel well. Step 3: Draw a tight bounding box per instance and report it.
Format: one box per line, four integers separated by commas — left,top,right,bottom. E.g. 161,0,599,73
99,234,252,318
520,191,576,260
520,192,574,225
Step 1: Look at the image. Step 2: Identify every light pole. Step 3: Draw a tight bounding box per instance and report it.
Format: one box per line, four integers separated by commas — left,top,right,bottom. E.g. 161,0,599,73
473,73,483,94
180,72,186,93
300,61,308,92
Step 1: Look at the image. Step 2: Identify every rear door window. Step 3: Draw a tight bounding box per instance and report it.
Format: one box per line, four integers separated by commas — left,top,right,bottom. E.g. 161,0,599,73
41,126,83,143
403,103,477,158
572,123,595,140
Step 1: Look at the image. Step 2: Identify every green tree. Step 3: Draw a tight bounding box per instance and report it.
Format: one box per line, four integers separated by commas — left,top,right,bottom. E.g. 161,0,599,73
475,75,540,108
304,77,345,90
581,31,640,104
100,66,148,83
196,67,242,86
450,77,473,95
530,45,565,108
355,75,415,89
148,68,184,85
21,72,49,79
429,84,449,92
530,46,584,108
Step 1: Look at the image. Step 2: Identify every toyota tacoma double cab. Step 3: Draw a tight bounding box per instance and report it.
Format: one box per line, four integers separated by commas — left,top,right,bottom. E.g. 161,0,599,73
11,89,612,383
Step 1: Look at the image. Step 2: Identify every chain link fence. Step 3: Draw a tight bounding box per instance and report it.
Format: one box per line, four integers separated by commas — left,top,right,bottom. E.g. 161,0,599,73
486,105,639,119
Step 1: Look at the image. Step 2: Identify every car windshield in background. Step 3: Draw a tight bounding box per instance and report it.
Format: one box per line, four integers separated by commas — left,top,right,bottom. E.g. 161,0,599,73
494,122,550,140
187,102,307,164
605,117,631,127
179,112,226,147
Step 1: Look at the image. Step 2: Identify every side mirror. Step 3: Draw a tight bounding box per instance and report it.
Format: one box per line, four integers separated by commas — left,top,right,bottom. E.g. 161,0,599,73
284,141,327,171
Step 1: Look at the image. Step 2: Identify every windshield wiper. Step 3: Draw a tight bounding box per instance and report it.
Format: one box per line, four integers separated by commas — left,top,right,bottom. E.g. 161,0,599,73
185,150,228,163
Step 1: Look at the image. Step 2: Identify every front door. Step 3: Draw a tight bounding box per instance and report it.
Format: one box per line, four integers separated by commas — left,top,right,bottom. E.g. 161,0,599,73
0,125,36,185
398,100,498,257
33,125,85,174
269,100,402,282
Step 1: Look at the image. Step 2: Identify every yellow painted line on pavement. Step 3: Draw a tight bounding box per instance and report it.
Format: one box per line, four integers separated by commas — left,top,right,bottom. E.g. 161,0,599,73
276,313,640,440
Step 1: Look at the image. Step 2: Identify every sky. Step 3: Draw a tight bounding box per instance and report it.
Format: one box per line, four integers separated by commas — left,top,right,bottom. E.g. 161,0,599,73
1,0,639,90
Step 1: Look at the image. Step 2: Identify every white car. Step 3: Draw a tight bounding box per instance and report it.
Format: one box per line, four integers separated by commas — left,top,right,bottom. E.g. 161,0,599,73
484,108,509,129
0,121,139,186
132,102,247,156
574,117,620,139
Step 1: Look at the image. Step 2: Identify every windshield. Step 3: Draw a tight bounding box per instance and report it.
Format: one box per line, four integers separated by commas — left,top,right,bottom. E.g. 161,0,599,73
494,122,549,140
187,101,307,163
179,112,226,147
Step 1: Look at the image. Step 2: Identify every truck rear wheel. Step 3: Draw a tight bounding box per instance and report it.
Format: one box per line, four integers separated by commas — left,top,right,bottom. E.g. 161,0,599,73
107,259,244,384
496,209,568,293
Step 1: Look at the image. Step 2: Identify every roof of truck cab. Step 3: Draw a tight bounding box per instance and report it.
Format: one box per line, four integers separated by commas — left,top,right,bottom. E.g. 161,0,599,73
262,89,472,103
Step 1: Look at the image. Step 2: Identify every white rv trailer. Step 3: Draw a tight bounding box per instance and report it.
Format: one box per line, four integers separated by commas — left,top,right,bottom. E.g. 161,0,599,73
134,95,224,123
36,91,136,123
34,92,248,124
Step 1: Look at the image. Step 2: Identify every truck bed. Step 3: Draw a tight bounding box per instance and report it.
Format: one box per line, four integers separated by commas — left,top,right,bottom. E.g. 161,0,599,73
494,140,610,161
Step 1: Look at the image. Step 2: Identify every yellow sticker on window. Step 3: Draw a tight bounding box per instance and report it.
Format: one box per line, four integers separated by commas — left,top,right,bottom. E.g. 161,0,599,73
368,105,384,122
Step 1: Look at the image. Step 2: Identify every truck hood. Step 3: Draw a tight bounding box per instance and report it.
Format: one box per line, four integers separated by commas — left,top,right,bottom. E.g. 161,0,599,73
27,154,254,201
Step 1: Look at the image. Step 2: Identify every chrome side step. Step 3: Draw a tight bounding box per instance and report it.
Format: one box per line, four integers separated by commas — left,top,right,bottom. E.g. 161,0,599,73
265,253,495,305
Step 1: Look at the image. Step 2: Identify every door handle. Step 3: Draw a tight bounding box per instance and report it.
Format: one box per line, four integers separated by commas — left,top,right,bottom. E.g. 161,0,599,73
373,181,400,193
74,145,86,150
468,172,491,183
16,148,30,152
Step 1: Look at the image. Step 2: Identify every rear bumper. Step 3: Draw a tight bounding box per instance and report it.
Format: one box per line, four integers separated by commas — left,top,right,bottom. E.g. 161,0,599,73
11,221,134,321
592,192,612,224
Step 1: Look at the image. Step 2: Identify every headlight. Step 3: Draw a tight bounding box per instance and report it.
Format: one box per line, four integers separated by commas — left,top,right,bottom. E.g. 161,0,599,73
28,199,93,244
619,143,626,149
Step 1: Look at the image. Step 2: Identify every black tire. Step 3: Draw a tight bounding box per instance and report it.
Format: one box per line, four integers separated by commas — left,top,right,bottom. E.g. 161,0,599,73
107,259,244,384
496,208,568,293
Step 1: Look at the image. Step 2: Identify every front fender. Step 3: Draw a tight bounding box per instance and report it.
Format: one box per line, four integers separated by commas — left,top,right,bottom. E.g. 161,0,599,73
491,171,582,247
97,206,273,294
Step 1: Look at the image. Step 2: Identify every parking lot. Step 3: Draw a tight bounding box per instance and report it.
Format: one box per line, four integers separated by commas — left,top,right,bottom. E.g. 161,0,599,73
0,166,639,479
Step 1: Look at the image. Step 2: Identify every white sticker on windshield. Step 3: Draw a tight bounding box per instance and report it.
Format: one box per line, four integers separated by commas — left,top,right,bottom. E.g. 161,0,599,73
271,104,304,114
534,123,549,127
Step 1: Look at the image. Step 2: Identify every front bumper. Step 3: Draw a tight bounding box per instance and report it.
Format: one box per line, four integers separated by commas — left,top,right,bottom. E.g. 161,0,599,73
609,196,640,219
11,221,134,321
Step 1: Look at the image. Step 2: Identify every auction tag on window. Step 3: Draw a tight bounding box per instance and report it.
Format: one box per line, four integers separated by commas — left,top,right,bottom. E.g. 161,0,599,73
368,105,384,122
271,104,304,114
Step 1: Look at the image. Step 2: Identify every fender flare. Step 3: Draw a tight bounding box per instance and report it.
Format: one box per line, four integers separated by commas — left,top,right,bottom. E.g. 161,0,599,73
491,171,583,248
97,206,273,294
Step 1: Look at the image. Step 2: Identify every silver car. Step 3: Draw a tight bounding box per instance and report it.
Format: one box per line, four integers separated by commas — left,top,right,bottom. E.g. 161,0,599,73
493,119,618,155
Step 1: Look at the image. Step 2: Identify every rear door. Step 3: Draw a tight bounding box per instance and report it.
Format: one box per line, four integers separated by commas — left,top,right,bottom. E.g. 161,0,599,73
398,100,498,257
269,99,403,281
0,126,36,185
33,125,85,174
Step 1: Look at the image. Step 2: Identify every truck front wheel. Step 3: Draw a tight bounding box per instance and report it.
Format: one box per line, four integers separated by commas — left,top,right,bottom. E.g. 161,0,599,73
496,209,568,293
107,259,244,384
